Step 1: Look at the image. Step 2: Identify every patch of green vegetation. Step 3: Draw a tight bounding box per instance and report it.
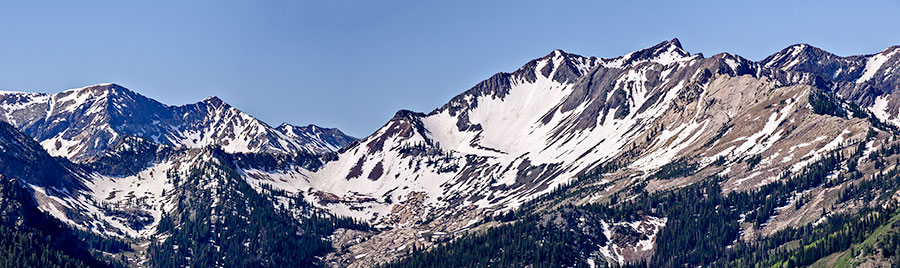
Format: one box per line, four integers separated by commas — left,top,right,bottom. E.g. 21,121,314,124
745,154,763,171
650,158,698,180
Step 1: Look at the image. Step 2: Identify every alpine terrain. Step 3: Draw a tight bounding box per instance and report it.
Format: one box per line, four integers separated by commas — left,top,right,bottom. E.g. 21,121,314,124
4,39,900,267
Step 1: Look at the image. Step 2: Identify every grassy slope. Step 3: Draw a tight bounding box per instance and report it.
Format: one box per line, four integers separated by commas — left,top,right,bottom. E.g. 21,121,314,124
807,211,900,268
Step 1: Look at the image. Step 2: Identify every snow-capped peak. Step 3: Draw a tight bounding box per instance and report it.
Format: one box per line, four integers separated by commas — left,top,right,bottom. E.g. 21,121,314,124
275,123,356,153
61,82,118,92
610,38,694,68
0,84,355,160
200,96,227,106
762,43,832,70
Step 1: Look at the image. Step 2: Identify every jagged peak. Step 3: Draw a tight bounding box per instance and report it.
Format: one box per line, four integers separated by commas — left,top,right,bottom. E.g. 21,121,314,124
710,51,739,59
304,124,321,132
613,38,693,67
199,96,228,107
787,43,811,51
552,49,566,57
660,38,684,50
278,123,322,131
392,109,426,120
533,49,591,69
432,39,695,121
711,51,755,63
646,38,688,56
1,84,125,96
276,122,293,129
763,43,847,62
764,43,900,64
97,82,122,88
49,83,151,109
780,43,830,57
543,49,580,59
62,83,125,93
80,82,118,88
277,123,357,145
758,43,862,74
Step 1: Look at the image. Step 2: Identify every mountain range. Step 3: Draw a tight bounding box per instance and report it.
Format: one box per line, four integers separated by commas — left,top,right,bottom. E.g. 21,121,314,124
0,83,355,161
3,39,900,267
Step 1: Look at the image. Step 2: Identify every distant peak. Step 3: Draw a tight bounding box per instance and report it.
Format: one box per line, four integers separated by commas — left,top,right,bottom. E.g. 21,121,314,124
278,123,319,131
392,109,425,120
787,43,810,52
540,49,574,60
653,38,687,53
64,83,125,93
200,96,227,107
552,49,566,57
641,38,685,53
88,82,119,88
56,83,142,101
781,43,830,57
761,43,837,69
668,38,683,50
615,38,692,67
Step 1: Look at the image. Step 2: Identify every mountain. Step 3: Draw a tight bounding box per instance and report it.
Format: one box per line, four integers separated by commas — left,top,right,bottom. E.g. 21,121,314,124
0,121,132,267
4,39,900,267
0,84,361,266
0,118,366,266
277,39,826,220
144,147,369,267
233,39,900,266
0,83,355,161
762,43,900,124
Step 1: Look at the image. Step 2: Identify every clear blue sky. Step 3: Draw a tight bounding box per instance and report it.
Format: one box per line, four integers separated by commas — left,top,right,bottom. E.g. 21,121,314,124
1,1,899,137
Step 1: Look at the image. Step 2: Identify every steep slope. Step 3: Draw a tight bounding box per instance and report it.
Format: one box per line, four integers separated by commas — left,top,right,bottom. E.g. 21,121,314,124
0,121,130,267
145,147,368,267
0,83,354,161
0,119,159,238
274,39,854,220
0,120,367,266
265,40,706,221
31,140,319,239
0,175,124,268
236,39,890,266
0,121,84,191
